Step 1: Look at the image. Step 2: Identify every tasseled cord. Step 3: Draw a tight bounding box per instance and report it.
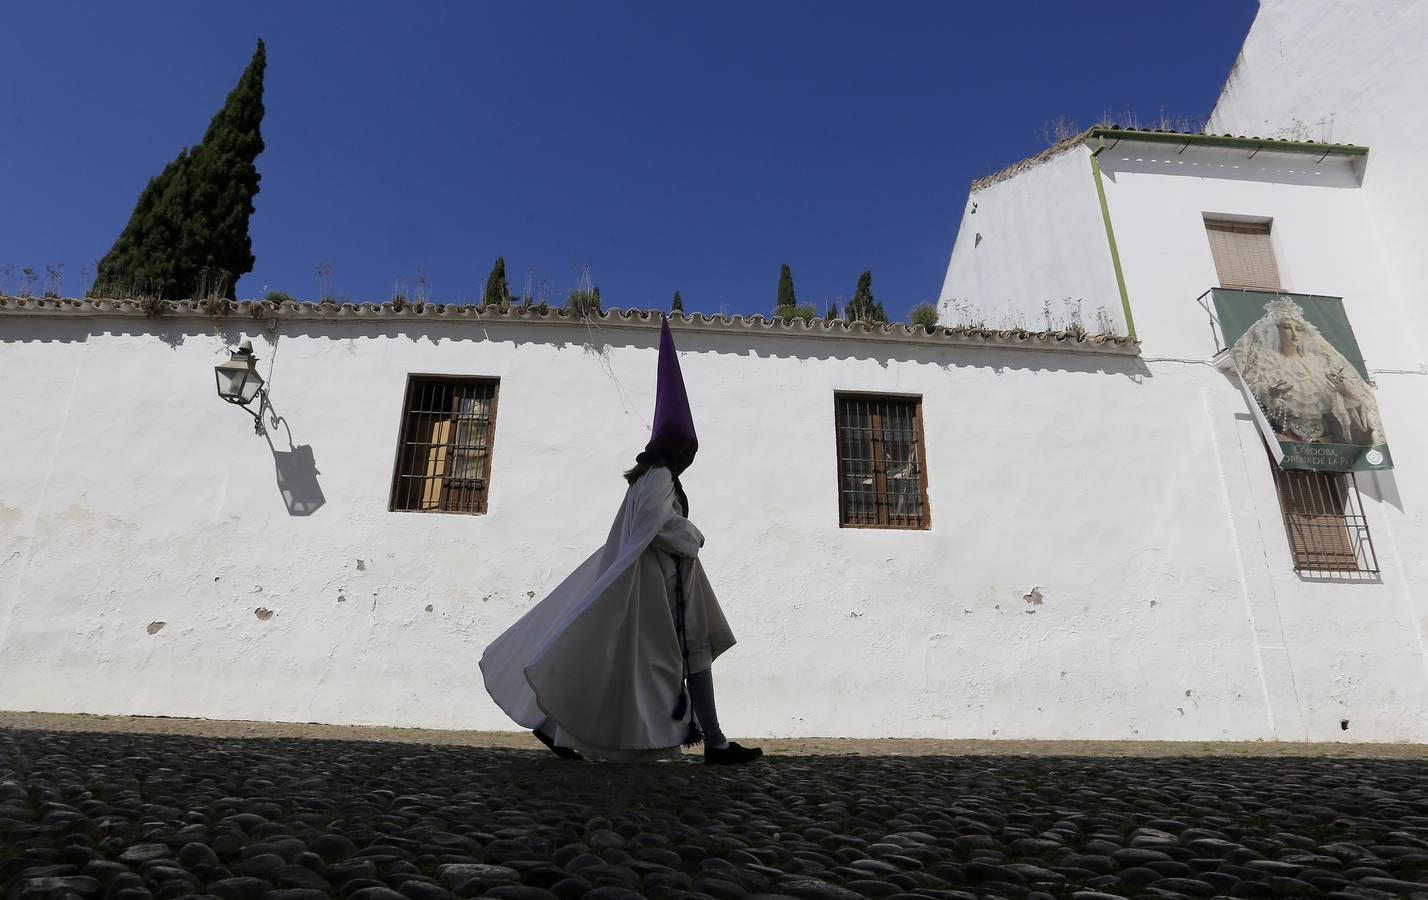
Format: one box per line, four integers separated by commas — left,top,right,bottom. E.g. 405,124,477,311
670,557,703,748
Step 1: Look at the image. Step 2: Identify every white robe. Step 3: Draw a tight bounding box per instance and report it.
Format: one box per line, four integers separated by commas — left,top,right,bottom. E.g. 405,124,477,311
480,466,735,762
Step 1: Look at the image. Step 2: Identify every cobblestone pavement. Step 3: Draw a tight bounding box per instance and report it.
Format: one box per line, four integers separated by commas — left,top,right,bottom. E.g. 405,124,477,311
6,723,1428,900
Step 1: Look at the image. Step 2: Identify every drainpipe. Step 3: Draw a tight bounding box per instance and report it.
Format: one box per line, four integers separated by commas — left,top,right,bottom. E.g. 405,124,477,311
1090,135,1137,341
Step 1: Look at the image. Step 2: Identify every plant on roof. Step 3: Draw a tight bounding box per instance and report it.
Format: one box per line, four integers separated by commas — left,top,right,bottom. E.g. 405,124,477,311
909,302,939,329
773,302,816,323
566,265,601,317
42,263,64,299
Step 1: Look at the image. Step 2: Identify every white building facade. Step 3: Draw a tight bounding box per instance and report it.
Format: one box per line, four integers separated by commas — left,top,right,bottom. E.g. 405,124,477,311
938,0,1428,743
2,1,1425,743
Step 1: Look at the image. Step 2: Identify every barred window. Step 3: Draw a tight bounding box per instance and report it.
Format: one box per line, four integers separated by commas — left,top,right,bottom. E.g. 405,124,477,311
1205,219,1282,290
390,377,499,514
835,393,930,529
1267,446,1379,577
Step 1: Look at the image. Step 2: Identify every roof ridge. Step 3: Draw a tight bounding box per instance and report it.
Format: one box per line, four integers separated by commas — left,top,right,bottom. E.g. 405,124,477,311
0,295,1140,354
971,123,1367,192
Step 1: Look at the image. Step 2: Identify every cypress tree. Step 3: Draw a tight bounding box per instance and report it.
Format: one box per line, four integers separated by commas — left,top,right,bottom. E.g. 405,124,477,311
671,290,683,312
92,39,267,300
846,270,887,323
826,299,839,320
483,256,510,306
776,263,797,309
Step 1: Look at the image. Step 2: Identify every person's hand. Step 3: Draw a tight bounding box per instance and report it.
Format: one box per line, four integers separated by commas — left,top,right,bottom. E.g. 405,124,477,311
1267,380,1291,398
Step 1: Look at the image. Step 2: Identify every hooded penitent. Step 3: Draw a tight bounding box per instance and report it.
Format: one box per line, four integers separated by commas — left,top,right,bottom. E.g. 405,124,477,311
479,315,733,762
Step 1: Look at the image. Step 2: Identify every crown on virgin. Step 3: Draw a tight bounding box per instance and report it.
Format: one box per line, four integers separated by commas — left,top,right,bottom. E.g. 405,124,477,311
1263,295,1306,320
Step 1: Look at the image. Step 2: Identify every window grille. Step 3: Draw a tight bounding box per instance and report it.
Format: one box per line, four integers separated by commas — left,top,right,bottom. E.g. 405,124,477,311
835,393,930,529
1205,219,1283,290
390,377,499,514
1267,447,1379,577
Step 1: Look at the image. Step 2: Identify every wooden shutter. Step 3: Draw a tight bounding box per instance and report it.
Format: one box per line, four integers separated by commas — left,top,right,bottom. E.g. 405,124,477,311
1205,220,1282,290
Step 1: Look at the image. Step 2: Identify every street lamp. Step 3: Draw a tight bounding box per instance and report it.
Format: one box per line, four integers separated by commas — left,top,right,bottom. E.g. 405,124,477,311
215,339,270,434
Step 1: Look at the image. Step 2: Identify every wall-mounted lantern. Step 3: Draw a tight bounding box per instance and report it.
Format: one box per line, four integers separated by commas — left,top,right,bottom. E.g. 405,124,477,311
215,339,270,434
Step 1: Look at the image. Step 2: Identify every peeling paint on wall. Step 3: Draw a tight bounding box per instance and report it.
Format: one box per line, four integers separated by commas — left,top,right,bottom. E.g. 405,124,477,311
254,608,274,621
356,559,366,571
146,622,166,635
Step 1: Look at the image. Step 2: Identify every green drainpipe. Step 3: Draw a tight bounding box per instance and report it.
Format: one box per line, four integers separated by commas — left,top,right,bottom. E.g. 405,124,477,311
1090,136,1137,341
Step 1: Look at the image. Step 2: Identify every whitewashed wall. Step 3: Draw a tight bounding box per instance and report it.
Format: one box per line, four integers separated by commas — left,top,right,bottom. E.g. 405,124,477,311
932,140,1428,742
1096,143,1390,360
2,308,1424,742
1091,131,1428,746
937,145,1123,335
1210,0,1428,344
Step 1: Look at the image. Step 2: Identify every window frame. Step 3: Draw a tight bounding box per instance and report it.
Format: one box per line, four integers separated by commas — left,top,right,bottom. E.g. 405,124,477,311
387,375,501,516
832,391,932,530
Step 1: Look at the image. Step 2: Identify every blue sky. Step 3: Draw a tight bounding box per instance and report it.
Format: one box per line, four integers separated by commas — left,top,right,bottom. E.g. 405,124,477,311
2,2,1257,319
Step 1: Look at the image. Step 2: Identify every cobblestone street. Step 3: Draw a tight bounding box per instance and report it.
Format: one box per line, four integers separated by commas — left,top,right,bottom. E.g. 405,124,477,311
5,718,1428,899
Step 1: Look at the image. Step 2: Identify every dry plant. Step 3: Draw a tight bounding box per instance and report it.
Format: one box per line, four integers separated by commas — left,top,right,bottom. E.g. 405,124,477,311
315,263,334,303
42,262,64,298
197,267,232,317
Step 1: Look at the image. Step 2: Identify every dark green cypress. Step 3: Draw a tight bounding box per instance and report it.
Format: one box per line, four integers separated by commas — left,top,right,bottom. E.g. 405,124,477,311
847,270,886,323
776,263,797,309
92,39,267,300
671,290,683,312
483,256,510,306
826,299,839,320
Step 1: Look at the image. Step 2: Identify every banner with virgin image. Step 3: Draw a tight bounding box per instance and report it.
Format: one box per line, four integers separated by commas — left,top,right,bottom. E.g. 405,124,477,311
1211,289,1392,472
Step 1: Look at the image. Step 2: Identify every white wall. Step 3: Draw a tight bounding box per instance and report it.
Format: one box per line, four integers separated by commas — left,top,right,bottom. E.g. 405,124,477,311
938,145,1124,336
1095,143,1399,361
931,132,1428,743
1209,0,1428,342
3,307,1425,742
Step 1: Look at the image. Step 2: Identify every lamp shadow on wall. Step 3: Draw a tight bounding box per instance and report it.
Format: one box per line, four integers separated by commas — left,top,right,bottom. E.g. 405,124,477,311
260,400,327,517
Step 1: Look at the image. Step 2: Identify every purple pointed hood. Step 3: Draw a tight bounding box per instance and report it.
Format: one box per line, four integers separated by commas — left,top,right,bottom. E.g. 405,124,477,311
636,316,698,476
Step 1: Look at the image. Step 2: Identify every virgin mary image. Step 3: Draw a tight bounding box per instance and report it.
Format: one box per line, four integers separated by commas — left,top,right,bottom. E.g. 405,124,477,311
1232,296,1385,448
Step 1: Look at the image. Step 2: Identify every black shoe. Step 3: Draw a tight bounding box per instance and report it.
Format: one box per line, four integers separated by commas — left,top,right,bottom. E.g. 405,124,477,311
704,741,763,765
533,728,582,760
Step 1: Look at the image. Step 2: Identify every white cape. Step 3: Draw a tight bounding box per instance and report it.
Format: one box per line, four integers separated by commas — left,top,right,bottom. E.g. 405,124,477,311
480,467,734,762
